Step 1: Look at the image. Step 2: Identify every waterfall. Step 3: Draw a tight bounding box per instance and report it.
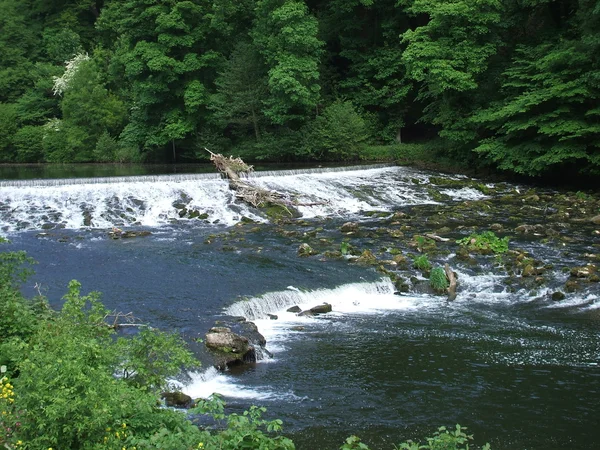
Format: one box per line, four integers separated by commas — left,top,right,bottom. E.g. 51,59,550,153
225,279,401,321
0,165,487,232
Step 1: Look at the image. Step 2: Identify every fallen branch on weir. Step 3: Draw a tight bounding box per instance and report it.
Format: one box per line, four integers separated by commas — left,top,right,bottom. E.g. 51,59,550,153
205,148,326,212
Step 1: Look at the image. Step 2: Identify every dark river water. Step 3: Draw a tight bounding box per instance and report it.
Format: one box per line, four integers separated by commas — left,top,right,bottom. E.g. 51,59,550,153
1,164,599,449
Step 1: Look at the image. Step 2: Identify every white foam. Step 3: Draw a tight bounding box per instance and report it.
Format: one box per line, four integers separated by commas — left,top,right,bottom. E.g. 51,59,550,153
178,367,303,401
1,166,478,232
177,367,273,400
439,187,488,201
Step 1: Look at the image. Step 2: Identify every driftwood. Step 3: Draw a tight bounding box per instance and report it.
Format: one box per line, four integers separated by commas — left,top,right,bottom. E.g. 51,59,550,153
103,311,151,330
425,233,450,242
444,263,458,301
205,148,326,212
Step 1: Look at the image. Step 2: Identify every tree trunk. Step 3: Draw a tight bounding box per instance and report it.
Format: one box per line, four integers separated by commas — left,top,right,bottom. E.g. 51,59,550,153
251,107,260,141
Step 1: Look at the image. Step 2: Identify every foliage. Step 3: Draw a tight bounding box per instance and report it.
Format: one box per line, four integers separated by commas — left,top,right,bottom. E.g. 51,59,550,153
340,435,371,449
413,254,432,272
301,100,371,160
209,41,267,141
457,231,509,254
0,102,17,161
396,425,490,450
191,395,295,450
471,37,600,176
12,126,45,162
1,0,599,173
429,267,449,293
252,0,323,126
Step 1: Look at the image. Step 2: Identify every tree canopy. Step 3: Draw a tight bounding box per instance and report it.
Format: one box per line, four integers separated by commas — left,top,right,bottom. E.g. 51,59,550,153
0,0,597,176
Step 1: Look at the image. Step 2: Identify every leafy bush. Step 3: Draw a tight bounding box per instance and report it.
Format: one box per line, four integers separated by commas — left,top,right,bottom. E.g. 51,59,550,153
457,231,509,254
396,425,490,450
413,254,432,272
302,100,370,161
429,267,449,293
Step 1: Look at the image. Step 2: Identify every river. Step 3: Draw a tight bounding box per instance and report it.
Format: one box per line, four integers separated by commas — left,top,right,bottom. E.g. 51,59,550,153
1,164,599,449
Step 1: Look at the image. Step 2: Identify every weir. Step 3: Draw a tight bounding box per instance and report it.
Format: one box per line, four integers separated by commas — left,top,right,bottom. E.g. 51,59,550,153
1,165,464,233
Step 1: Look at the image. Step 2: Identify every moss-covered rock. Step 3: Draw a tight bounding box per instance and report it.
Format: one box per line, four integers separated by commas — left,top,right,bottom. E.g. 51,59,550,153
298,243,317,257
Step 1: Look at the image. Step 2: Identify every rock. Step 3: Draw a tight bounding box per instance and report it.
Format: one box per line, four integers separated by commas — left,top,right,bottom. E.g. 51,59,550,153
290,326,305,331
205,327,250,354
490,223,504,232
356,249,377,265
565,279,580,292
393,278,410,293
122,230,151,238
340,222,359,233
287,306,302,313
299,303,332,316
522,265,535,277
267,314,278,320
570,266,596,278
392,254,409,269
161,391,193,409
551,291,566,301
298,243,317,257
203,322,267,370
514,224,545,234
590,215,600,225
524,194,540,202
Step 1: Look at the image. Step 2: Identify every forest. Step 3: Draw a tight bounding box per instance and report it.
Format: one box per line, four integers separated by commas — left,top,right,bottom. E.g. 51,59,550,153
0,0,598,177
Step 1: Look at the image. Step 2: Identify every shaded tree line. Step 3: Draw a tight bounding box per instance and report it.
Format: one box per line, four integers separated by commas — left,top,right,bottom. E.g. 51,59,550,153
0,0,598,176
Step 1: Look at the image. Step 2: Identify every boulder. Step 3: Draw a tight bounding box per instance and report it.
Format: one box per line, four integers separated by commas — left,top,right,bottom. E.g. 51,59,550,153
287,306,302,313
298,243,317,257
298,303,332,316
202,318,268,370
161,391,193,409
356,249,377,265
590,215,600,225
205,327,250,354
340,222,359,233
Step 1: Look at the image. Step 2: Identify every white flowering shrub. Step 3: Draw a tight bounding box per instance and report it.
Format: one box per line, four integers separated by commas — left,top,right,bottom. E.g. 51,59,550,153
52,52,90,96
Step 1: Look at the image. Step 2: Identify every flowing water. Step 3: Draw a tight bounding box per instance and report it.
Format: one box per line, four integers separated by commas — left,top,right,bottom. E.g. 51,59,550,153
1,165,599,449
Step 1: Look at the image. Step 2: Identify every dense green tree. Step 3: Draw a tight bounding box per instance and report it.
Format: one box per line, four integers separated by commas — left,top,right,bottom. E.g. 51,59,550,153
98,0,217,160
0,0,598,175
0,103,17,161
301,99,370,160
0,0,39,102
252,0,323,126
12,126,45,162
317,0,413,142
400,0,503,146
210,41,268,141
472,25,600,175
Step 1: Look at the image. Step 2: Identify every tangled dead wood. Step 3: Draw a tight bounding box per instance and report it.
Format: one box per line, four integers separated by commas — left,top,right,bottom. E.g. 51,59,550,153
205,148,325,212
